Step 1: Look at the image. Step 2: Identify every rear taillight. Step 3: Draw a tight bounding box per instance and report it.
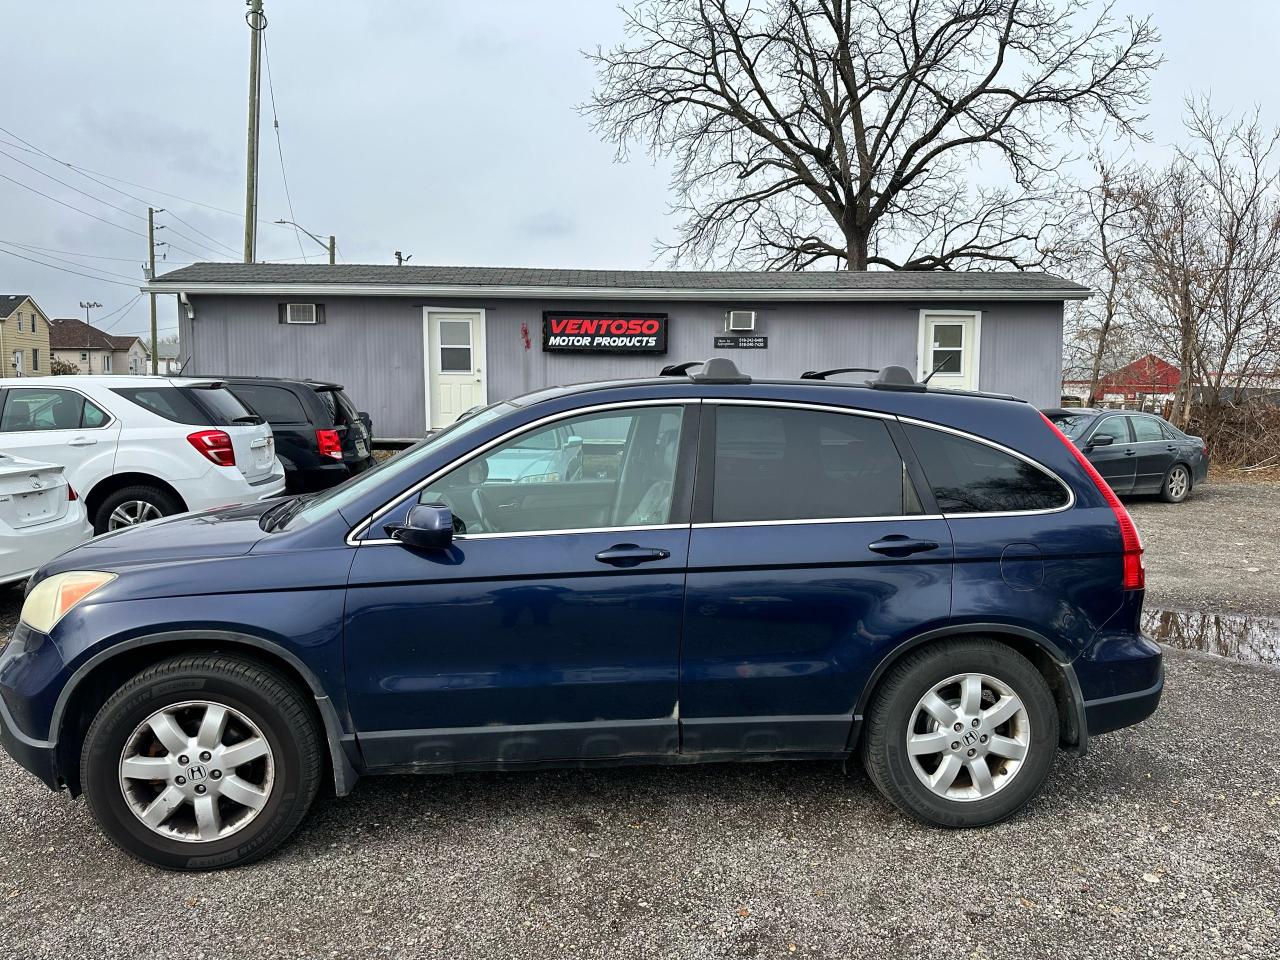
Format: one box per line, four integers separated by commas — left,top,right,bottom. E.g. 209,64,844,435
67,485,78,501
187,429,236,467
316,428,343,461
1040,413,1144,590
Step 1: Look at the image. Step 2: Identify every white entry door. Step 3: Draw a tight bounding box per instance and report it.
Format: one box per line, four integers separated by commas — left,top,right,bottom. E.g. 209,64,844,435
920,312,980,391
425,310,486,429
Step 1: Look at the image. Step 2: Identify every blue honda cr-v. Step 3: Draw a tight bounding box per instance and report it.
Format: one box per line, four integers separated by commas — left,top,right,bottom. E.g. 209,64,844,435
0,360,1162,870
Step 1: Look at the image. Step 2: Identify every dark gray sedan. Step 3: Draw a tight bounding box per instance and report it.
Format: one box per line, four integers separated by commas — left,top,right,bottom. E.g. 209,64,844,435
1043,408,1209,503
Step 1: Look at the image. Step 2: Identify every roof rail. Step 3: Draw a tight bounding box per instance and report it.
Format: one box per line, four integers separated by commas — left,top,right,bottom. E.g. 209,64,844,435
658,357,751,384
800,367,877,380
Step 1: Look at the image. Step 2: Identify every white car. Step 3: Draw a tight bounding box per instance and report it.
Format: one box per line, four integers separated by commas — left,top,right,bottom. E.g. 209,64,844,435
0,453,93,586
0,376,286,534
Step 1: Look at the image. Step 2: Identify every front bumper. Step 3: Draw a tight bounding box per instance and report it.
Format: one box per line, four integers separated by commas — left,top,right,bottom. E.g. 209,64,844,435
0,624,61,790
0,690,58,789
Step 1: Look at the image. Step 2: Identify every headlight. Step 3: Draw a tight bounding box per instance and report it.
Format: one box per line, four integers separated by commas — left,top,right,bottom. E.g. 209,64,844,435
20,571,116,634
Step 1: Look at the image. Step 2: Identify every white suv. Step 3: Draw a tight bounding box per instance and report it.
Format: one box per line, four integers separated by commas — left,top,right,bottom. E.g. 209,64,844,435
0,376,286,533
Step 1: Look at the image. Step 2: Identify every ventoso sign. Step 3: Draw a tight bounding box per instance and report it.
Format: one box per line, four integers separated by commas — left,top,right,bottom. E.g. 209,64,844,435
542,312,668,354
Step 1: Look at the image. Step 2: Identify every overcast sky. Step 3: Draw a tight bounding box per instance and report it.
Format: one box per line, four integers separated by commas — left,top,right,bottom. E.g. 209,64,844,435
2,0,1278,340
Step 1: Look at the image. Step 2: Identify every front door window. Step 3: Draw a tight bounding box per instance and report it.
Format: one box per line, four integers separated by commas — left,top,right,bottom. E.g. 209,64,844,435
420,405,685,535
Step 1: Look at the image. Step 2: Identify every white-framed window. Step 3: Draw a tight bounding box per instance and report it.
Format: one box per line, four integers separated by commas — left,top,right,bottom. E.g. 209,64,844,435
104,354,113,373
286,303,317,324
437,318,474,373
80,352,88,361
31,348,38,371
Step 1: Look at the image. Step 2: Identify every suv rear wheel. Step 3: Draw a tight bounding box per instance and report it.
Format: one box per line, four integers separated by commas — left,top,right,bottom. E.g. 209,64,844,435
81,655,322,870
94,484,183,534
861,639,1058,827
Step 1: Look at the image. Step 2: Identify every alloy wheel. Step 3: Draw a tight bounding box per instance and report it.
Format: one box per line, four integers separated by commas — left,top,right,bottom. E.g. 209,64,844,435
118,700,275,842
1168,466,1189,500
107,500,164,529
906,673,1030,802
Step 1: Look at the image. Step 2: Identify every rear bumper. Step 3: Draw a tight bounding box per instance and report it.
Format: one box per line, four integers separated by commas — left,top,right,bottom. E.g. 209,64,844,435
1083,661,1164,737
181,463,287,512
0,505,93,587
285,457,374,493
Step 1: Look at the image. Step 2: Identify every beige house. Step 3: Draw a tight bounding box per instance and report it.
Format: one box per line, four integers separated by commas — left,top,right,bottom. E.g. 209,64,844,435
0,294,53,377
49,318,150,374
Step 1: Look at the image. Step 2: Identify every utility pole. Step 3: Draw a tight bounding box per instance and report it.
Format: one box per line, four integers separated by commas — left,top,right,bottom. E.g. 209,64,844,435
243,0,265,263
328,235,336,265
80,300,101,374
148,207,159,374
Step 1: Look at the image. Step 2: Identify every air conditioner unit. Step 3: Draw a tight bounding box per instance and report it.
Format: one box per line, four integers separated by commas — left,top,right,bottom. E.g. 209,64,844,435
727,310,756,332
286,303,318,324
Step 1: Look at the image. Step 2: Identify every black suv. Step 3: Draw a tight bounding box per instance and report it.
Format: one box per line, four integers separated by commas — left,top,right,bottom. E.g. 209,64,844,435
222,378,375,492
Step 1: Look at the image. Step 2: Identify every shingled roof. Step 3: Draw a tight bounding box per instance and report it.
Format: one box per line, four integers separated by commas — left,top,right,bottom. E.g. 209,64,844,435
49,317,145,352
144,263,1090,301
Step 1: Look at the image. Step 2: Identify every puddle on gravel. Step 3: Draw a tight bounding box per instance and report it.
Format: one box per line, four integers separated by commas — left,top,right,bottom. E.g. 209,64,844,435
1143,609,1280,665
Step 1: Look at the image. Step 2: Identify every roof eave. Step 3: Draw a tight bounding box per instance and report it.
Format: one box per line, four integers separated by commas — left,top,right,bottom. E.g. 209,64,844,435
141,281,1091,301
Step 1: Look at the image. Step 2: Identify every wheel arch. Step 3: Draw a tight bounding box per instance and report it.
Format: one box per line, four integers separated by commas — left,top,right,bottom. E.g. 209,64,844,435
85,473,188,521
52,630,359,798
851,623,1088,755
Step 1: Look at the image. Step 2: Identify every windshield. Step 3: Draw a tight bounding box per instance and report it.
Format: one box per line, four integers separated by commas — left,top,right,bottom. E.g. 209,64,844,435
1045,412,1095,440
285,401,516,528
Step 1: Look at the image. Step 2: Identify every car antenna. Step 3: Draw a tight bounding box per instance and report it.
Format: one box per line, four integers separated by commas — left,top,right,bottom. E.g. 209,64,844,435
920,359,951,385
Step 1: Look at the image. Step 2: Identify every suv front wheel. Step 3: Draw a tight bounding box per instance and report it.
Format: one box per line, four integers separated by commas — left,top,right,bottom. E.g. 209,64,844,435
81,654,322,870
861,639,1058,827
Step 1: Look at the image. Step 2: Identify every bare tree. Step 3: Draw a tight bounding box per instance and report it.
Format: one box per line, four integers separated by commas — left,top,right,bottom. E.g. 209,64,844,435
1054,155,1143,402
1129,99,1280,429
585,0,1161,270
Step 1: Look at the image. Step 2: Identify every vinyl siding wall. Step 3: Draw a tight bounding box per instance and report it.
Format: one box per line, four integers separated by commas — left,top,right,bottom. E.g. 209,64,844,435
0,298,52,378
180,294,1063,439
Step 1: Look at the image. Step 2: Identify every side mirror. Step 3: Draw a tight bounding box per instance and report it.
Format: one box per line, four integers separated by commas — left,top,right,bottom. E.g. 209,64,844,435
385,503,453,550
1087,434,1114,448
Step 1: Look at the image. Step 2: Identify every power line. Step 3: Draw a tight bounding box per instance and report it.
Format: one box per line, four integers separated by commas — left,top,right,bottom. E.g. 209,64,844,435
0,145,149,223
0,240,143,283
0,245,138,286
0,239,195,264
261,28,307,262
0,170,148,240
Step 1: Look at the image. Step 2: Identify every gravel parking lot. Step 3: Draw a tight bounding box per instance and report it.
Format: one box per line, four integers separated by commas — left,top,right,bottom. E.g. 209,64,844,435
1,482,1277,959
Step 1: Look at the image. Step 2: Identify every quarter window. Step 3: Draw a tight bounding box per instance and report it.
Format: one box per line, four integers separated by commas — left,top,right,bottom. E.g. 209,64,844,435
419,406,684,535
711,406,919,523
230,384,309,424
904,424,1069,514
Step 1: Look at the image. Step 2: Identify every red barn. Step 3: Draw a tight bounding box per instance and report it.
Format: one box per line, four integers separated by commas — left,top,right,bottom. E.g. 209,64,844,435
1095,354,1181,402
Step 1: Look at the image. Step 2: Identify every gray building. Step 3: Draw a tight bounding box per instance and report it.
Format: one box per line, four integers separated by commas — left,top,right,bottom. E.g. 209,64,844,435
143,265,1088,440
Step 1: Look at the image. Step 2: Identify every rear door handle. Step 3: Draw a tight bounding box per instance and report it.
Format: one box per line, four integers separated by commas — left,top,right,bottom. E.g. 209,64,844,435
1166,444,1178,451
67,436,97,447
1124,449,1137,456
595,544,671,567
868,536,940,557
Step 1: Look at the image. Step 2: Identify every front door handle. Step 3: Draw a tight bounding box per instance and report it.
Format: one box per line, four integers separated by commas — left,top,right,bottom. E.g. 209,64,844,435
595,544,671,567
868,535,940,557
67,436,97,447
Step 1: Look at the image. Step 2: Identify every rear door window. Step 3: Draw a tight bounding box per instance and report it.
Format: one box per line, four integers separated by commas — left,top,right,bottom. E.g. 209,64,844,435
711,405,918,523
1130,416,1164,442
232,384,309,424
904,424,1069,514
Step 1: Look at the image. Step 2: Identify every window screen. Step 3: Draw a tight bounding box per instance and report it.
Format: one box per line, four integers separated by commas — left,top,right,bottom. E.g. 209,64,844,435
232,384,309,424
904,424,1069,514
712,406,916,522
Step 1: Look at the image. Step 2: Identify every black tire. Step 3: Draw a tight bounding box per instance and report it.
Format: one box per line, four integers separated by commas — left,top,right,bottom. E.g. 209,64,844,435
92,483,183,535
81,655,322,871
860,639,1058,828
1160,463,1192,503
